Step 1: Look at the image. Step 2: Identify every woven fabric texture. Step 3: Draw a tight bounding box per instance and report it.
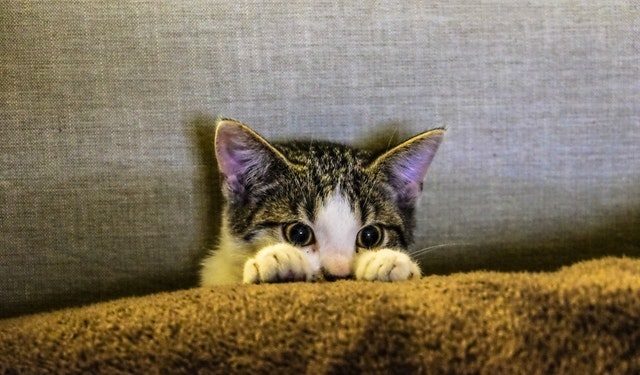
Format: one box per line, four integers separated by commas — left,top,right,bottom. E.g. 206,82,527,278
1,1,639,317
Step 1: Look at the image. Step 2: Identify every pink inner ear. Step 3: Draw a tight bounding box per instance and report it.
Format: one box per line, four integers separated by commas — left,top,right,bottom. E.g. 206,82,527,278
214,122,265,195
392,155,431,185
383,131,444,203
388,155,429,203
216,136,253,180
392,141,440,183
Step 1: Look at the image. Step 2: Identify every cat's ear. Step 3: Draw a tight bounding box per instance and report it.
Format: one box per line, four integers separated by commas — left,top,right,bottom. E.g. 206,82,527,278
370,128,445,206
214,119,290,201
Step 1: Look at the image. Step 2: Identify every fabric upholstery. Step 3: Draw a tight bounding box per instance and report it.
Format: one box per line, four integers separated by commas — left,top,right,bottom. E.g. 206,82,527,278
1,1,639,317
1,257,638,373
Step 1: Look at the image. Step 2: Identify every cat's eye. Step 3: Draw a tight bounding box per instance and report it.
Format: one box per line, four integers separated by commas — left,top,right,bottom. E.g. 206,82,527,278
283,222,315,247
357,225,383,249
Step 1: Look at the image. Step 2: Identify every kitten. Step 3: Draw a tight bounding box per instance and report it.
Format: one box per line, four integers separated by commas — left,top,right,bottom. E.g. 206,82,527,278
200,119,444,285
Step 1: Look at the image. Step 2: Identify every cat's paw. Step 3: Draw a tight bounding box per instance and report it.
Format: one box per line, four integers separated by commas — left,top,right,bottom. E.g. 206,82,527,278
243,244,314,284
354,249,421,282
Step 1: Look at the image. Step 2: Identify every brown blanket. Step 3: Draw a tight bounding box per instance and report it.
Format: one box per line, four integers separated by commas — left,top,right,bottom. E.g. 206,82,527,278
1,257,638,374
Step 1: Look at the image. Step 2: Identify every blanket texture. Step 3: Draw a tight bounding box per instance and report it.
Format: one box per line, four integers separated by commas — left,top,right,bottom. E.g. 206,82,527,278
1,257,638,374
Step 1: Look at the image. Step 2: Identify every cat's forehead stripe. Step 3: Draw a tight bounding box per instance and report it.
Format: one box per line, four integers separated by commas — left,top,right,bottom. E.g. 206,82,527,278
313,192,361,252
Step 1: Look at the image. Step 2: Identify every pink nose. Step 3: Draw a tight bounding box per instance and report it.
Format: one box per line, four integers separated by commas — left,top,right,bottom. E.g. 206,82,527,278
322,255,351,278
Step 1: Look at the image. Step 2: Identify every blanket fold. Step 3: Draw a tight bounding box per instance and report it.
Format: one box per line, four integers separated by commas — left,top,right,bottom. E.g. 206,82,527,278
1,257,638,374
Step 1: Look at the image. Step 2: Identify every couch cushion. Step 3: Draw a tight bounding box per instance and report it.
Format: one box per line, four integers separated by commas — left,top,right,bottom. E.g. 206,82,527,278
1,257,638,373
1,1,639,317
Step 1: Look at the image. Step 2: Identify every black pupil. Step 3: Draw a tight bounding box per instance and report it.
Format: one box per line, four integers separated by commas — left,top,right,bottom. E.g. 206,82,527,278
360,226,380,248
287,223,311,246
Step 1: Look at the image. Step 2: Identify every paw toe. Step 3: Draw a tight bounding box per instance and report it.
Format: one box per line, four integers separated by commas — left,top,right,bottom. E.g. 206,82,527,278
243,244,313,284
356,249,421,282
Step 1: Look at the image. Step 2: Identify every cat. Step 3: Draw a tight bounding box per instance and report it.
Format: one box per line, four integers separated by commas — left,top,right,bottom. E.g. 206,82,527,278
200,119,444,285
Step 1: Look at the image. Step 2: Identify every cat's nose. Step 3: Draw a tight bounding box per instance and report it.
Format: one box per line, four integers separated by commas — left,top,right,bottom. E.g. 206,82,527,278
321,254,351,278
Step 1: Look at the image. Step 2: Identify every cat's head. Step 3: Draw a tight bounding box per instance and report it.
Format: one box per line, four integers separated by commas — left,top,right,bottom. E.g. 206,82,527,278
214,119,444,278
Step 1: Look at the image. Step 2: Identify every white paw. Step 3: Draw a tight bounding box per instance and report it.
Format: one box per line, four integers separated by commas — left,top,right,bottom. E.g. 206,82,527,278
354,249,422,281
243,244,314,284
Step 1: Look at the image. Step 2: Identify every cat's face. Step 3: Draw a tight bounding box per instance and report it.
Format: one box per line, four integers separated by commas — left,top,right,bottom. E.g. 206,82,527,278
215,119,444,278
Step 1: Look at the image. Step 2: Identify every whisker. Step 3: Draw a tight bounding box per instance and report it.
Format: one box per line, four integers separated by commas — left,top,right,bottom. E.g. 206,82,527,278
386,127,400,151
410,243,472,257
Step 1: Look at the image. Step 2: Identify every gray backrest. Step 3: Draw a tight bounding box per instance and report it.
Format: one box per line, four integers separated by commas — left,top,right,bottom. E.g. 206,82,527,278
2,1,638,318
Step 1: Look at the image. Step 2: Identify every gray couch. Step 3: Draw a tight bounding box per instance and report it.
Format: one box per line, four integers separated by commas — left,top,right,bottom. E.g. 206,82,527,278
2,1,639,319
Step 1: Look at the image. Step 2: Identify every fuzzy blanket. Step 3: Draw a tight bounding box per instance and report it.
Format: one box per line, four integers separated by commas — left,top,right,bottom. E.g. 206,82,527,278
1,257,638,374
